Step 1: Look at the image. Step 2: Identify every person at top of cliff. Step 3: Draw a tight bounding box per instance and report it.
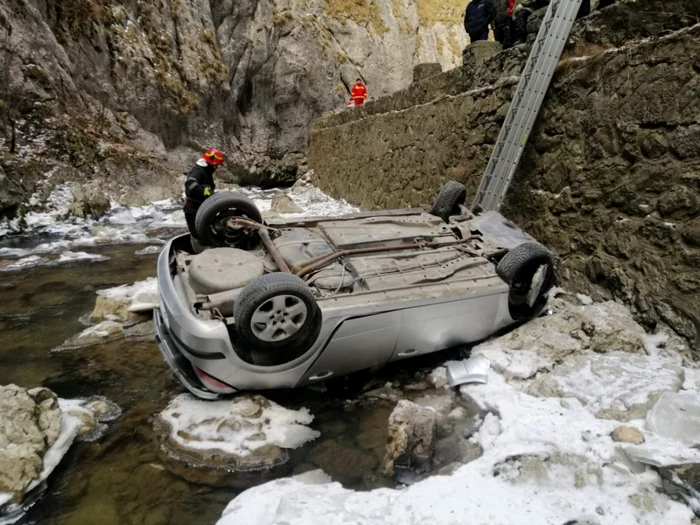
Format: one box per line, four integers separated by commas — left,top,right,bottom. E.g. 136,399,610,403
492,0,511,47
464,0,495,43
183,148,225,239
511,0,549,45
350,79,368,106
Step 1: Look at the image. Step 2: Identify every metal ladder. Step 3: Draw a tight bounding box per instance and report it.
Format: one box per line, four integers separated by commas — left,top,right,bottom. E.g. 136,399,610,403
471,0,584,213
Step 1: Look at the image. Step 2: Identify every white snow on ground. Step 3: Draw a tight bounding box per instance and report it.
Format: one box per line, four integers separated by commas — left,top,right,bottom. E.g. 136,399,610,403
217,303,699,525
160,394,320,455
0,181,357,269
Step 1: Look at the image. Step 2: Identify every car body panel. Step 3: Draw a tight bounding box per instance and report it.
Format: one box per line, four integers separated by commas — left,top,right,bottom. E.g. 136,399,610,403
153,207,547,398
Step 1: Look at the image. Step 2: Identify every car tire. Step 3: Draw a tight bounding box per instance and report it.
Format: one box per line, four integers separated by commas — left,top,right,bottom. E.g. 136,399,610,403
496,242,556,320
194,191,262,248
234,273,322,366
190,235,206,254
430,180,467,222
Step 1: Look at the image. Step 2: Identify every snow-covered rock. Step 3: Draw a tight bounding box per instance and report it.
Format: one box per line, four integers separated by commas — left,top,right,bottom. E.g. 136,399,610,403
646,392,700,446
525,352,684,421
90,277,159,322
55,320,125,351
473,299,648,374
0,386,118,518
155,394,320,482
217,296,698,525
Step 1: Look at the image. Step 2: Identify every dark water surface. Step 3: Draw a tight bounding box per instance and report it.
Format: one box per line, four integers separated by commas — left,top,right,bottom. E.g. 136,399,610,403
0,241,407,525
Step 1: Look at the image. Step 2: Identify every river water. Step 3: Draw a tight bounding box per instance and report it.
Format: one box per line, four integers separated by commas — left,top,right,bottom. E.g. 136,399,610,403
0,186,450,525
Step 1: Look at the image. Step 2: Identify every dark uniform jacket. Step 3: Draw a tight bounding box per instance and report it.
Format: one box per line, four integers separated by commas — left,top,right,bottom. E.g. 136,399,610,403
464,0,496,34
184,159,216,215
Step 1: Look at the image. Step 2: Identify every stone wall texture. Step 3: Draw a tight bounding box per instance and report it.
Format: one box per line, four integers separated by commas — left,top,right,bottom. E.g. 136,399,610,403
308,0,700,348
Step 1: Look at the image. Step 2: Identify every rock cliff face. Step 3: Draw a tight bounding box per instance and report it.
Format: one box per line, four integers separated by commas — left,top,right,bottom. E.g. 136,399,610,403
0,0,468,216
308,0,700,348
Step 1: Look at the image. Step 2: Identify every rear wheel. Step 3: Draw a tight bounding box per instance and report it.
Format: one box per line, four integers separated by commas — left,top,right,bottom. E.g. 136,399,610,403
430,180,467,222
234,273,322,366
497,242,555,320
195,191,262,248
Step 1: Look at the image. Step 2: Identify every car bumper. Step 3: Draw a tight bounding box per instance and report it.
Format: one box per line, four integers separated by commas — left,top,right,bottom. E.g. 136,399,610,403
153,307,225,400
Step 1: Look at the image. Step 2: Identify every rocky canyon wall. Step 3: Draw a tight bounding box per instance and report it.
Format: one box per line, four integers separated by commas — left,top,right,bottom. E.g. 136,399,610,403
0,0,469,217
308,0,700,348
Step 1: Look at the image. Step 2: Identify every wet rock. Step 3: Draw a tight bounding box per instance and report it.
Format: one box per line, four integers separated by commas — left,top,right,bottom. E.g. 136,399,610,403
155,394,319,487
270,194,303,214
308,440,378,484
526,352,684,421
124,321,155,342
383,400,436,475
610,426,645,445
646,392,700,446
658,463,700,510
0,385,64,501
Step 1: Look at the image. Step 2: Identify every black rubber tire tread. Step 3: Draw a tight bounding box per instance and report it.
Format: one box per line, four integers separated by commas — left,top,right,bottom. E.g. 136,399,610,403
429,180,467,222
194,191,262,247
234,273,322,364
496,242,556,320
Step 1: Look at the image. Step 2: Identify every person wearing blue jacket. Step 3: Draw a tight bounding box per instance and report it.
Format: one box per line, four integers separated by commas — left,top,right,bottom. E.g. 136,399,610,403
464,0,496,42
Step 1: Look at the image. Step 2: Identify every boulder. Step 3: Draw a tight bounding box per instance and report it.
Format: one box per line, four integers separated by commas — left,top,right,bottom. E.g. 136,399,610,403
611,426,645,445
462,40,502,67
69,184,111,219
383,400,437,475
0,385,61,500
270,194,303,214
155,394,319,487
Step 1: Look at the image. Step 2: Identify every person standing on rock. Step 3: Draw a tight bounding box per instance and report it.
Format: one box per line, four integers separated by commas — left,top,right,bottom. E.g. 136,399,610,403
350,79,368,106
511,0,549,45
464,0,495,42
183,148,225,239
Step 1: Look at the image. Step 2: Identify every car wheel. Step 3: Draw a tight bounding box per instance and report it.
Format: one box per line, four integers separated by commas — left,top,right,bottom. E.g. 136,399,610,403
429,180,467,222
234,273,322,365
496,242,556,320
190,235,206,254
194,191,262,248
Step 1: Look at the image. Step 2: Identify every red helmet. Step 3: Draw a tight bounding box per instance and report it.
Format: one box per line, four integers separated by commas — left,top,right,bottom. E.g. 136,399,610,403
202,148,225,166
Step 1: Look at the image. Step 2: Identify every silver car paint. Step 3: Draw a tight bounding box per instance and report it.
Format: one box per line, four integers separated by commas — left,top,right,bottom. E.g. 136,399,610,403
154,209,539,396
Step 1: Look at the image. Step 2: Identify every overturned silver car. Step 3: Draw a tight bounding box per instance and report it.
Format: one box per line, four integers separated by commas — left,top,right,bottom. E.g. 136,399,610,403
154,181,556,399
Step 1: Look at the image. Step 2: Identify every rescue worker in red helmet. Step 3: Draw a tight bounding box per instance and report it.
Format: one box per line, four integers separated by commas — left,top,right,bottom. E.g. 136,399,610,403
183,148,225,239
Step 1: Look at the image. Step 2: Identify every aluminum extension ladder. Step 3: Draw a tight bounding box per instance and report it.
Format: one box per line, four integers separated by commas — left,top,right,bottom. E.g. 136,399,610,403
471,0,584,212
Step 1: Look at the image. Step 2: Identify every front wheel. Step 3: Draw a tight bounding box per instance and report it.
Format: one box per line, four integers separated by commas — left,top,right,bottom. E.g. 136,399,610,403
496,242,556,320
194,191,262,248
430,180,467,222
233,273,322,366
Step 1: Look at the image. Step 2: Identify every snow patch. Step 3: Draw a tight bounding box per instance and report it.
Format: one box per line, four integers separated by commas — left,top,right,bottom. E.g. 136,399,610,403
160,394,320,456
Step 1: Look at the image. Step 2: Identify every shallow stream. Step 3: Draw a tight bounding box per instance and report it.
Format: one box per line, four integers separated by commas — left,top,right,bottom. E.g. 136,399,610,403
0,189,459,525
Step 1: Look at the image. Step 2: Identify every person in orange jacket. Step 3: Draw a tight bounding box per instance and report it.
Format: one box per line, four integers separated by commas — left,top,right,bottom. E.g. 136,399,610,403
350,79,368,106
